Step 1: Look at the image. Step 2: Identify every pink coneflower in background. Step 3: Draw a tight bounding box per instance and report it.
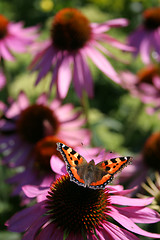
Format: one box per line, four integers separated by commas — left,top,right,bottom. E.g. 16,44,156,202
30,8,132,99
128,7,160,64
6,174,160,239
0,14,38,61
120,65,160,105
0,91,90,195
0,69,6,90
117,131,160,194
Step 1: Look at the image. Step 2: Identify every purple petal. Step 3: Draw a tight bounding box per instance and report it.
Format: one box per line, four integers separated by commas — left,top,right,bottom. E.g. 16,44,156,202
6,202,46,232
22,215,49,240
35,222,60,240
34,45,55,85
128,27,146,56
151,30,160,56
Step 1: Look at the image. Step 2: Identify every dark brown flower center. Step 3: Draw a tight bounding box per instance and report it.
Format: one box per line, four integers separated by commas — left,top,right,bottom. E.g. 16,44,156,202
143,7,160,30
137,65,160,85
34,136,64,172
51,8,91,51
16,104,59,144
46,174,109,236
0,15,9,39
143,132,160,170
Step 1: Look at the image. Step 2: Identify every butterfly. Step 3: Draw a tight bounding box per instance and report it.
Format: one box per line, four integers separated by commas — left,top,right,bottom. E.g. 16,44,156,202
57,142,132,190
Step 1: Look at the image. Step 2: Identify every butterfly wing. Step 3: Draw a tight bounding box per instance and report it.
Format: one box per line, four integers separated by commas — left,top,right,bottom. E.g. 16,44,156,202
89,156,132,189
56,142,87,187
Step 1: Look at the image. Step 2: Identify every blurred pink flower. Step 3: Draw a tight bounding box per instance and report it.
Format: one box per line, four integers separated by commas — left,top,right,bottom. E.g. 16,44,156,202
117,132,160,194
0,92,90,195
128,7,160,64
120,65,160,105
0,69,6,90
30,8,132,99
0,14,38,61
6,174,160,239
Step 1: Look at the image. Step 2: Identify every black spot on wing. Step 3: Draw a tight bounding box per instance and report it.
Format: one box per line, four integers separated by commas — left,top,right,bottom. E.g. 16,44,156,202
63,145,69,150
70,149,76,155
74,160,78,165
105,166,110,171
120,156,131,162
110,158,117,163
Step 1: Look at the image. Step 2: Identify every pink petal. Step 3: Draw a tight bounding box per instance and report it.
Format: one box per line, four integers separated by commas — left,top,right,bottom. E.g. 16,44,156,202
85,45,120,83
22,185,48,199
50,155,66,175
57,55,72,99
153,75,160,89
103,221,140,240
108,186,137,196
105,18,129,28
110,195,154,206
109,207,160,238
17,91,29,110
0,70,6,89
79,51,94,97
0,41,15,61
98,33,134,51
116,206,160,224
73,54,84,98
5,36,26,52
37,93,48,104
140,35,151,64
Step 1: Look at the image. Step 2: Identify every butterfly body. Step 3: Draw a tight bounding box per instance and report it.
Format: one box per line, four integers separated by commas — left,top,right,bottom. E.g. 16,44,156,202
57,142,132,190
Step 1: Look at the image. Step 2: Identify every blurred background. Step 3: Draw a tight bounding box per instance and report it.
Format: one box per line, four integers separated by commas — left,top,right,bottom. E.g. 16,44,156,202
0,0,160,239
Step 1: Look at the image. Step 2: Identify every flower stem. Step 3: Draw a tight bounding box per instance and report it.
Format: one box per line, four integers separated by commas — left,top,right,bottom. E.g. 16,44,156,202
0,58,9,103
81,91,90,129
124,101,144,144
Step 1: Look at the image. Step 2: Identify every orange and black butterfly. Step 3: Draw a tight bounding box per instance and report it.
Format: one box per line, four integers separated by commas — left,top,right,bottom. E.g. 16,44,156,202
57,142,132,190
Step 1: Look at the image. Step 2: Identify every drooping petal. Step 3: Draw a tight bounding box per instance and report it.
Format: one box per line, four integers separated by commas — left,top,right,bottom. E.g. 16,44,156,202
102,221,140,240
110,195,154,206
73,53,84,98
50,155,66,175
85,45,120,83
0,41,15,61
109,207,160,238
115,206,160,224
6,202,46,232
57,54,72,99
79,50,94,97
